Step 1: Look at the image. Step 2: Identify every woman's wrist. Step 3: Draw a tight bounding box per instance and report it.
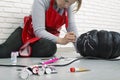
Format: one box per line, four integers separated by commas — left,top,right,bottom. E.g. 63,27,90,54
56,37,67,45
56,37,62,44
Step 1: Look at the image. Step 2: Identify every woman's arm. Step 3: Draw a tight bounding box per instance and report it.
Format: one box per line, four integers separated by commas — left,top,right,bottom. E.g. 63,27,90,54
67,6,79,52
67,7,79,37
32,0,58,43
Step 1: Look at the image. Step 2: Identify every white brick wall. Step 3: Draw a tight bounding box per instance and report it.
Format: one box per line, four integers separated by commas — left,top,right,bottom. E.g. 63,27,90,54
75,0,120,34
0,0,33,43
0,0,120,47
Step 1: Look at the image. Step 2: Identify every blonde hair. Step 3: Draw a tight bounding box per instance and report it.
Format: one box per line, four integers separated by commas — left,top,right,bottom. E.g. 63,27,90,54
75,0,82,12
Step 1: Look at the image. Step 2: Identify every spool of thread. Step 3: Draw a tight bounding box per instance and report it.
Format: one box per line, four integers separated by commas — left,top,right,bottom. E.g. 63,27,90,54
19,65,40,79
32,65,39,74
19,68,32,79
70,67,89,72
44,65,57,74
38,67,45,76
45,67,52,74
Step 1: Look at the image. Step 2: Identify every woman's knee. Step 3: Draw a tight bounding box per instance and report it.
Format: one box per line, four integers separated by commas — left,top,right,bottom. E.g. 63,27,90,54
31,38,57,57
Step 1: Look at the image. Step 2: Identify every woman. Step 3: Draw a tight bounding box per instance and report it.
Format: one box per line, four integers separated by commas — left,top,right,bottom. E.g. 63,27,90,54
0,0,82,58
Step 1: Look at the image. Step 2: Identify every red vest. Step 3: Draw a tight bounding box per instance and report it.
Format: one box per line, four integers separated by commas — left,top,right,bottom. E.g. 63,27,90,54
45,0,68,36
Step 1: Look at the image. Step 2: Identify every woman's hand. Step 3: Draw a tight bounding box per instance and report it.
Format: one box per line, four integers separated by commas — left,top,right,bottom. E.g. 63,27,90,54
57,32,76,45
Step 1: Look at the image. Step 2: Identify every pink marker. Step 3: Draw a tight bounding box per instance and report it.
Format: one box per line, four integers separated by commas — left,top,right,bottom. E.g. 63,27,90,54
42,57,59,65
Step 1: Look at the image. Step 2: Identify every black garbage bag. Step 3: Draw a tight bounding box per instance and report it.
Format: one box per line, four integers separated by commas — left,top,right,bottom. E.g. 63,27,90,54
76,30,120,59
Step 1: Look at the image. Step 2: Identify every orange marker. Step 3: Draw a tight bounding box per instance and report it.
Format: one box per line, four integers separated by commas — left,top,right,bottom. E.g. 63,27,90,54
70,67,90,72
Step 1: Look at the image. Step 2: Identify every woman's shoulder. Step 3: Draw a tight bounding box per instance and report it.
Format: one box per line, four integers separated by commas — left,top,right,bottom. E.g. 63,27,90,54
37,0,50,9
